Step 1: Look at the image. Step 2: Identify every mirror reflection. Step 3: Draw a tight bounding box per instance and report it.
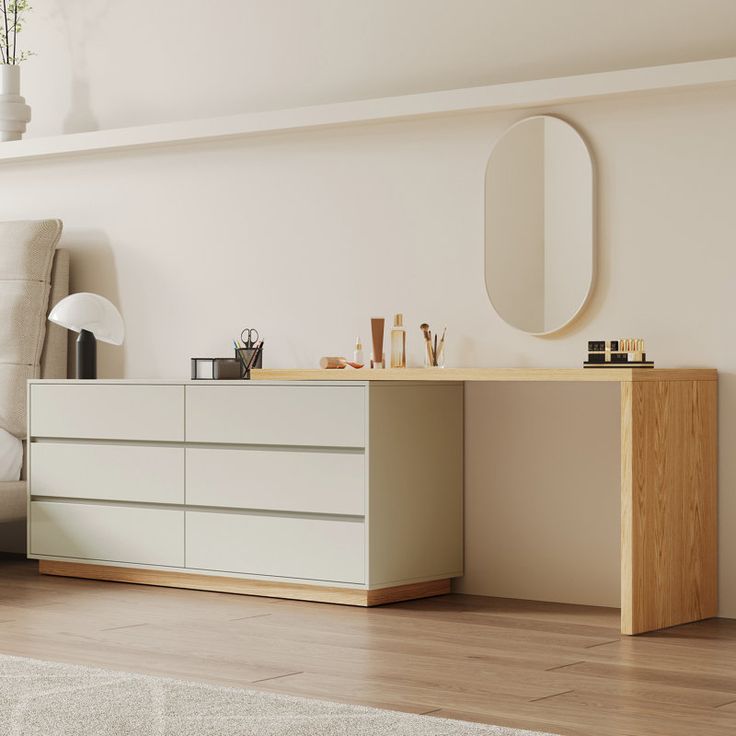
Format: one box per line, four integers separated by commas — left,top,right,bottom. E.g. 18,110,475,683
485,116,594,335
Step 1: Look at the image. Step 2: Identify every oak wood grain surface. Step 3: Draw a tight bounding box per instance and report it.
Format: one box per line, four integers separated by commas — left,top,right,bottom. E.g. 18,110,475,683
251,367,717,383
620,379,718,634
38,560,450,606
1,557,734,735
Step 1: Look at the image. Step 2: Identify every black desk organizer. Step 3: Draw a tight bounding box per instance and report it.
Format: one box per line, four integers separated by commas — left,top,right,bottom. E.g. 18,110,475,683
191,347,263,380
583,340,654,368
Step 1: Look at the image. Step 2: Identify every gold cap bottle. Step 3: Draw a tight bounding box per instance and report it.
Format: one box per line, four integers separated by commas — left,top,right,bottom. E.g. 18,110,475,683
390,313,406,368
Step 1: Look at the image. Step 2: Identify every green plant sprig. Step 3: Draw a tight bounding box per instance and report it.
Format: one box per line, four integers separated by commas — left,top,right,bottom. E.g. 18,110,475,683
0,0,33,66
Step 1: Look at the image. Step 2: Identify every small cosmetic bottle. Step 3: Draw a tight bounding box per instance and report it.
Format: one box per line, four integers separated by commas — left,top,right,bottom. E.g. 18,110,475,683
390,313,406,368
354,337,364,367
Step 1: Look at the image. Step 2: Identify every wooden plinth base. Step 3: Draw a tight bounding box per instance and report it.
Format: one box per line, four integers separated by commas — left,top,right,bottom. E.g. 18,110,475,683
38,560,451,606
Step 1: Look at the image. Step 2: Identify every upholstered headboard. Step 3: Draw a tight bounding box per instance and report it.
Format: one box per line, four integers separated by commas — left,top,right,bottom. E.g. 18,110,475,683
0,222,68,554
41,249,70,380
0,220,66,438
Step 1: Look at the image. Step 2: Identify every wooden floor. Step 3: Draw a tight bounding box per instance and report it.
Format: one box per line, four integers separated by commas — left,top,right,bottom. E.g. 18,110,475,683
2,557,736,736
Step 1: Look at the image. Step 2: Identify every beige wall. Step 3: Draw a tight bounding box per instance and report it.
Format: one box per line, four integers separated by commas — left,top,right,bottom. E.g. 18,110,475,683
461,382,620,606
4,2,736,616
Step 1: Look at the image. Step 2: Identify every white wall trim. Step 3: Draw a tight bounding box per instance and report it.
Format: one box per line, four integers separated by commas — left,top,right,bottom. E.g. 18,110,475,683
1,56,735,164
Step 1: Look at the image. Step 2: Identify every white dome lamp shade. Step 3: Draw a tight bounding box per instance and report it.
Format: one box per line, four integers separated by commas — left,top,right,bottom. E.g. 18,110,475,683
49,293,125,379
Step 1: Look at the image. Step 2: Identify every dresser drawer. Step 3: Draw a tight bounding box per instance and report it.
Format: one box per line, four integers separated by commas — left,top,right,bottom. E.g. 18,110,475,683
185,385,365,447
30,384,184,441
186,511,364,583
31,443,184,504
30,501,184,567
186,447,364,515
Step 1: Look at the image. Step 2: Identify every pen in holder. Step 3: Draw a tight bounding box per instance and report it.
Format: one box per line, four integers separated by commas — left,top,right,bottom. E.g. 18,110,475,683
236,344,264,378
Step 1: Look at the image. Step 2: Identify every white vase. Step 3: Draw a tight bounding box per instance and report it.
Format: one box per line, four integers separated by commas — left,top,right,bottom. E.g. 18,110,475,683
0,65,31,142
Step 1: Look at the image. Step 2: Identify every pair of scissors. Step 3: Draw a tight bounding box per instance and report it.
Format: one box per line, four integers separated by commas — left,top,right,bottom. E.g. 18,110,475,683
240,328,259,349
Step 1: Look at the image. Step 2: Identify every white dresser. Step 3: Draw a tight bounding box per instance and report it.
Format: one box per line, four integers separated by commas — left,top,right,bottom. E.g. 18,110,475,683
27,380,463,605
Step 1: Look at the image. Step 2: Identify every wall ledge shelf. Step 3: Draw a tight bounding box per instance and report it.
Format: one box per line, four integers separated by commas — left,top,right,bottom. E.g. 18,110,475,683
2,57,735,165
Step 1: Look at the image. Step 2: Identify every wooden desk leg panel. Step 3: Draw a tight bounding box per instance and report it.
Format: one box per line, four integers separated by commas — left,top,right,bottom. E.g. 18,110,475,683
620,379,718,635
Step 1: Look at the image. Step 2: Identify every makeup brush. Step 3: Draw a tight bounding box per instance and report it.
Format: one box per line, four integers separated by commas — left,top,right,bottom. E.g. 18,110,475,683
437,327,446,365
420,323,435,366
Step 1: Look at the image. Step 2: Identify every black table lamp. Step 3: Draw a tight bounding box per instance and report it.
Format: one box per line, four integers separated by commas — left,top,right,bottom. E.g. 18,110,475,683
48,293,125,379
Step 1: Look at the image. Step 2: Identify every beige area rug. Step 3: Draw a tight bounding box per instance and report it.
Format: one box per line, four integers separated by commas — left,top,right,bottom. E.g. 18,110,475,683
0,654,557,735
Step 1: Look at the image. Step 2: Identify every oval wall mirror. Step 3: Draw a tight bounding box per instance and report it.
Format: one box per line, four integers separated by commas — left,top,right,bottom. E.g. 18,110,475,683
485,115,594,335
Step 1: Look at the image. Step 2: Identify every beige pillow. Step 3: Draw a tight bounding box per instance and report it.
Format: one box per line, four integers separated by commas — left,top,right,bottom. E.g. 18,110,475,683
0,219,62,437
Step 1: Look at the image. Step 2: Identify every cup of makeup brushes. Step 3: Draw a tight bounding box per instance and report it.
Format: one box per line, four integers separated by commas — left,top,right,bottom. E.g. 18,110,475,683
424,346,446,368
421,324,446,368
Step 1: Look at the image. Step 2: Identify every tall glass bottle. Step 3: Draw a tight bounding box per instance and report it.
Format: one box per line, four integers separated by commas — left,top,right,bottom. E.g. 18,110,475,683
390,313,406,368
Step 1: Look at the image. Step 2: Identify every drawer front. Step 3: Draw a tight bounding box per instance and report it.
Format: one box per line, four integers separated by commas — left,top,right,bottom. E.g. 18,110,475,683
30,384,184,441
186,448,364,515
186,385,365,447
186,511,364,583
31,443,184,504
30,501,184,567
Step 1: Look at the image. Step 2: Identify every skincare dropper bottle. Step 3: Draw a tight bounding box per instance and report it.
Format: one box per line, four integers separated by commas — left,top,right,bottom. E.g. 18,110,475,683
354,337,364,366
390,313,406,368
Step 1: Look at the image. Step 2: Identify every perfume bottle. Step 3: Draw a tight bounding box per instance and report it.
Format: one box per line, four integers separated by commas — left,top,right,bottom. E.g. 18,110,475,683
353,337,364,367
390,313,406,368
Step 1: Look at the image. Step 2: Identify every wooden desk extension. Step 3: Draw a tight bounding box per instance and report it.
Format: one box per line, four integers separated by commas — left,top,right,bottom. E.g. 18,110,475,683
253,368,718,635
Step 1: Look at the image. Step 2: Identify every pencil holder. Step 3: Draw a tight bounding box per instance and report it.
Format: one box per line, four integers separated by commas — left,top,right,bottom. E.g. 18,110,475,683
235,347,263,378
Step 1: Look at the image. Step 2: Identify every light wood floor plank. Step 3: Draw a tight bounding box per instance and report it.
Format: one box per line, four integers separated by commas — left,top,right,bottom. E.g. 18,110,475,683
1,556,735,736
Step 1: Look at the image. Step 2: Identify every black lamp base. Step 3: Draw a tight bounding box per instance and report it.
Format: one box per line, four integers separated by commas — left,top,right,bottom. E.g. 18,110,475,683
76,329,97,379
